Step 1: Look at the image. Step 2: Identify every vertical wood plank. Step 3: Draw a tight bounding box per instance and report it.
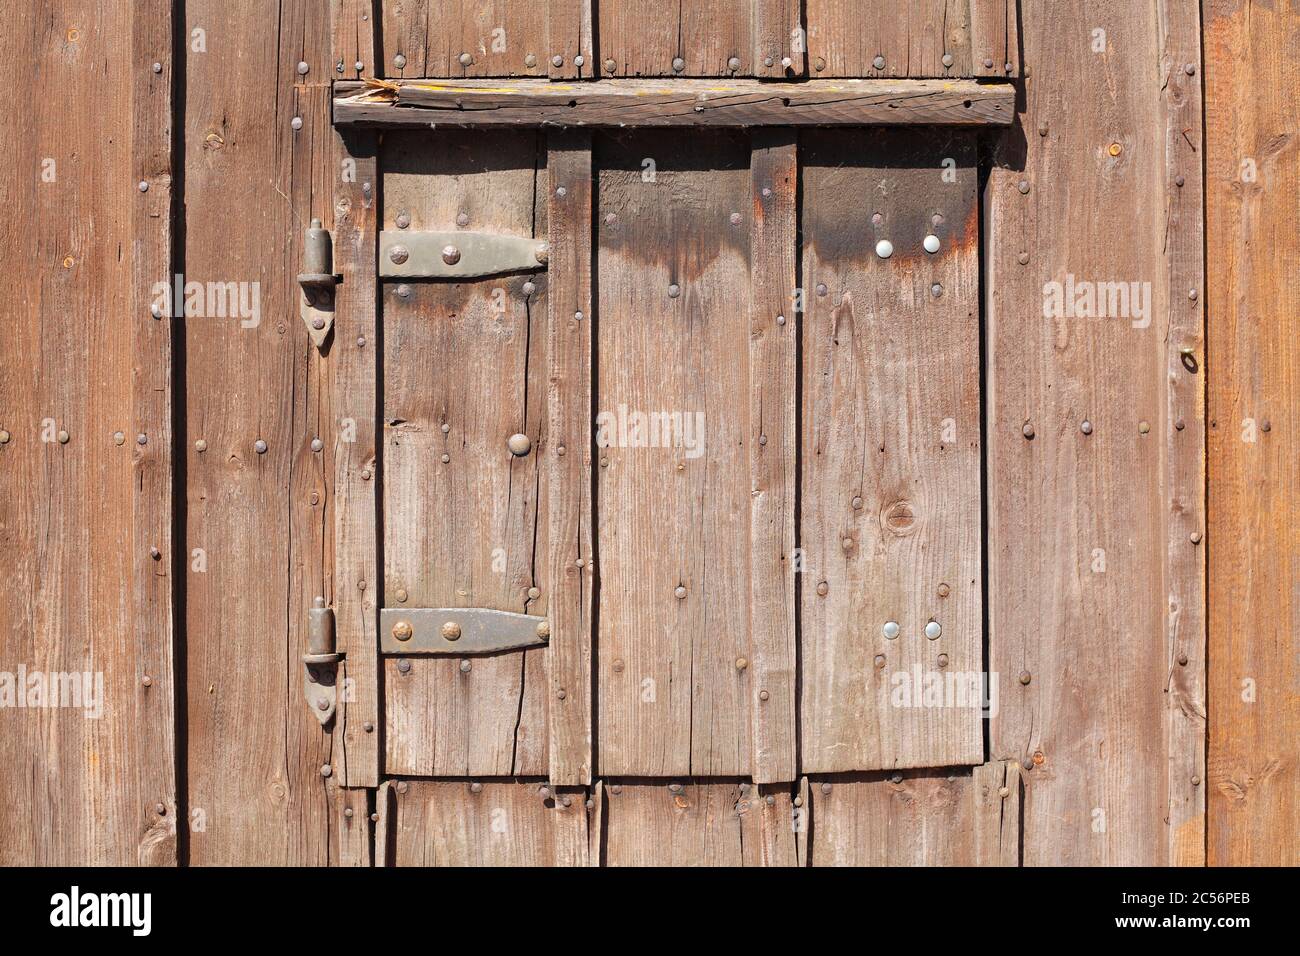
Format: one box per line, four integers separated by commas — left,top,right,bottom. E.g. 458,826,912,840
334,0,378,78
1158,0,1207,869
330,133,380,788
383,0,548,78
753,0,806,78
969,0,1018,77
547,132,595,785
184,0,336,865
599,1,754,76
604,780,801,866
806,0,970,78
596,131,755,777
381,130,549,777
986,0,1205,866
0,0,176,865
809,763,1018,865
800,128,983,773
388,781,595,865
1205,0,1299,866
330,785,373,866
748,131,798,783
546,0,595,79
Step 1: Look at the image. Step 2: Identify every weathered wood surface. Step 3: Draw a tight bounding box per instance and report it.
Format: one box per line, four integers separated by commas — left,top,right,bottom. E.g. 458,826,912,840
381,130,550,777
595,131,779,777
809,763,1019,865
184,0,352,865
800,129,983,773
603,780,803,866
546,0,595,79
968,0,1021,78
748,131,799,783
0,0,176,866
383,781,596,865
985,0,1206,865
1205,0,1300,866
382,0,548,78
546,132,595,785
333,78,1016,128
329,131,381,787
806,0,976,78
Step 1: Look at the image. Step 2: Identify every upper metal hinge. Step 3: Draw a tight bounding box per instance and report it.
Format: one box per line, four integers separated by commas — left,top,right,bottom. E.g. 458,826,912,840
380,230,548,280
380,607,550,655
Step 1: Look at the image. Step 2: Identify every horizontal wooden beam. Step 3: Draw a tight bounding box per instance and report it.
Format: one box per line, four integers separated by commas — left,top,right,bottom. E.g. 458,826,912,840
333,78,1015,128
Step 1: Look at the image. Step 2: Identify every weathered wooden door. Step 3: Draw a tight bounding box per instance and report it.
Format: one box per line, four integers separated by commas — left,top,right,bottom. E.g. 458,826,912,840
333,117,993,863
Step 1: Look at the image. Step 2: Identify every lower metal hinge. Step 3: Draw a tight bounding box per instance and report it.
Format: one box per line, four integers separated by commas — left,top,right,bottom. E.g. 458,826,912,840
304,596,344,725
299,219,338,350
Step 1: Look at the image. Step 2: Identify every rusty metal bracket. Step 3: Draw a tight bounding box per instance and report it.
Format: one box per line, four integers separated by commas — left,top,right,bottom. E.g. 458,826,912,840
380,607,550,655
379,230,548,280
304,596,343,724
299,219,338,349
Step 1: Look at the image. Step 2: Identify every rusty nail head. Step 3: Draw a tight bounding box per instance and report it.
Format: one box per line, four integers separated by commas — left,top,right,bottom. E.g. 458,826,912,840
441,245,461,265
156,803,167,815
525,54,537,68
821,782,832,794
1190,531,1203,544
470,782,483,793
58,430,70,444
816,581,829,596
508,433,532,456
999,786,1010,798
759,690,770,701
389,245,409,265
344,807,354,818
393,620,413,642
442,621,461,641
320,764,333,777
937,653,949,667
255,439,268,453
942,53,954,67
460,660,471,673
195,439,207,452
396,588,408,602
459,52,473,66
363,721,374,732
873,55,886,69
536,621,550,640
395,212,410,229
605,58,617,73
668,283,681,298
874,654,886,668
938,583,951,597
557,689,567,700
735,657,748,670
370,812,379,822
394,54,407,68
1017,180,1031,194
674,585,687,599
534,243,549,264
1019,671,1032,685
1080,420,1093,435
396,781,408,793
311,437,323,452
527,586,541,600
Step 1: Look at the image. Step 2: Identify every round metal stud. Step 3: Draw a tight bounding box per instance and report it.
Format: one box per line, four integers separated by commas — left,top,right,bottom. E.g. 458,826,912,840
525,54,537,68
389,244,410,265
1080,420,1093,435
508,433,532,456
668,283,681,298
735,657,748,670
1019,670,1032,685
442,621,462,641
459,52,473,66
460,660,471,673
923,234,941,254
727,56,741,72
320,764,332,778
942,53,954,68
254,439,268,454
873,55,886,70
604,58,617,73
883,621,900,640
552,54,564,68
395,212,410,229
925,621,942,640
672,57,685,72
152,62,162,73
297,61,309,75
522,280,537,295
574,55,585,67
441,245,461,265
875,239,894,259
195,439,207,452
534,243,549,264
291,117,303,131
138,181,149,193
536,621,551,640
674,585,687,600
311,437,323,452
392,620,413,642
396,658,411,674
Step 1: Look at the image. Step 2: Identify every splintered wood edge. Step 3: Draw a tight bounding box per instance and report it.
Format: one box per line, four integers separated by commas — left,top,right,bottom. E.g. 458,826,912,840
333,78,1016,128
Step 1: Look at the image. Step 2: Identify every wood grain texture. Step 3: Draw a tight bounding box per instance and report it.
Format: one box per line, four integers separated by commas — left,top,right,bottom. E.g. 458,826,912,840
546,132,595,785
748,131,798,783
599,0,753,77
334,0,377,79
0,0,175,865
1205,0,1299,866
334,78,1016,128
184,1,339,865
329,132,381,787
806,0,973,78
809,763,1019,865
753,0,806,77
547,0,595,79
595,131,756,777
800,129,983,773
385,781,596,865
382,0,548,78
381,130,550,777
968,0,1019,78
604,780,802,865
985,0,1205,866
